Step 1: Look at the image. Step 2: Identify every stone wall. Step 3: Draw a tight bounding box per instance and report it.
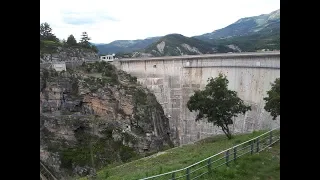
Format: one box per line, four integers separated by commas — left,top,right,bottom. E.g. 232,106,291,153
40,61,97,69
117,52,280,145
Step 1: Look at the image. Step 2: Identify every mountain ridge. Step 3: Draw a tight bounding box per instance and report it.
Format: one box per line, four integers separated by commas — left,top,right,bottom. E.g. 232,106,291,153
96,37,161,55
140,34,235,57
194,9,280,40
96,9,280,57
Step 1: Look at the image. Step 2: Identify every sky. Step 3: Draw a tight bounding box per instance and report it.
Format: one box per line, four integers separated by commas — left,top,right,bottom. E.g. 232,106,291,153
40,0,280,44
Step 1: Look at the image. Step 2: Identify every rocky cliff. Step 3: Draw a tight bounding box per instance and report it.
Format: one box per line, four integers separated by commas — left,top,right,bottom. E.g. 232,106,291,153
40,47,99,63
40,62,173,178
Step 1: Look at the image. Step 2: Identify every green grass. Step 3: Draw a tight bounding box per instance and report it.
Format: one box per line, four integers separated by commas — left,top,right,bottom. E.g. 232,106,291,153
78,130,279,180
200,142,280,180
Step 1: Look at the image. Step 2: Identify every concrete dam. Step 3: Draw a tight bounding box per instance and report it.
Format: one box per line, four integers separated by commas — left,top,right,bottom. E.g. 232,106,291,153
114,52,280,145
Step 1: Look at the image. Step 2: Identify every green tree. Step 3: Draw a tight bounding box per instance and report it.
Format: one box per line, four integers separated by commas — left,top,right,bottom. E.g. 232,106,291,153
61,39,66,45
187,73,251,139
263,78,280,120
40,22,58,42
40,22,60,59
80,32,91,48
79,32,99,53
91,45,98,53
66,34,77,46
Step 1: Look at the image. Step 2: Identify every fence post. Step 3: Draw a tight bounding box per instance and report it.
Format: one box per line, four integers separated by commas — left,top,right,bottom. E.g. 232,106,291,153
234,147,237,162
186,168,190,180
269,131,273,145
250,141,254,155
208,158,212,173
226,150,229,166
172,172,175,180
256,137,260,152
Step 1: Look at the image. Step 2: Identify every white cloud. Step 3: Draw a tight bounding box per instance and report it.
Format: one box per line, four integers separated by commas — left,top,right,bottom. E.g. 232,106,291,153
40,0,280,43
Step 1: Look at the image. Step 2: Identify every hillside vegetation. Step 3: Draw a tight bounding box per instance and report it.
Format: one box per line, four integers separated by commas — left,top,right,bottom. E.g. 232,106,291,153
40,23,99,62
79,130,280,180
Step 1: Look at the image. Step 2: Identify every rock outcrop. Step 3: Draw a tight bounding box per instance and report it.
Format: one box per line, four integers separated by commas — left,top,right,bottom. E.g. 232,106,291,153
40,62,173,178
40,47,99,63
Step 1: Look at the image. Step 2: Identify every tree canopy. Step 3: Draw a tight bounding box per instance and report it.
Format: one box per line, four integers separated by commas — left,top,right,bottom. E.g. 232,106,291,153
79,32,98,53
40,23,99,56
80,32,91,47
187,73,251,139
66,34,78,46
263,78,280,120
40,22,58,42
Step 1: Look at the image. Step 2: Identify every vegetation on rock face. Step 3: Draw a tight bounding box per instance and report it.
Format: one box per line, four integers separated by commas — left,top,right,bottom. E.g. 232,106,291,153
41,115,139,176
59,125,138,172
40,22,62,58
264,78,280,120
40,22,98,59
187,73,251,139
80,61,119,88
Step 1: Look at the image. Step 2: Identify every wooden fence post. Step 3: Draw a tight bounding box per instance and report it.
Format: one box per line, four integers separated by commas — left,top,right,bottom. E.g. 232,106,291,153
226,150,230,166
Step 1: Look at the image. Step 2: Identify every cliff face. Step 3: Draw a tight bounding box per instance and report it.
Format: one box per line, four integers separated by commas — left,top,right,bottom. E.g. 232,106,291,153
40,47,99,62
40,62,173,178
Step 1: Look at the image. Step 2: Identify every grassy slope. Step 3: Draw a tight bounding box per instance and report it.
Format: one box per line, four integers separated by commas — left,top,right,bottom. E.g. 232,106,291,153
206,142,280,180
79,130,280,180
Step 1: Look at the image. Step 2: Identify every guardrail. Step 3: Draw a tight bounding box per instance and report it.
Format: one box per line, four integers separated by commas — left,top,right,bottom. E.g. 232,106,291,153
183,65,280,69
140,127,280,180
40,161,58,180
40,60,98,65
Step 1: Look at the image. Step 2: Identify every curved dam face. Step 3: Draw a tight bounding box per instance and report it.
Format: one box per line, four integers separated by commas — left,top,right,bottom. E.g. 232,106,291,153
115,52,280,145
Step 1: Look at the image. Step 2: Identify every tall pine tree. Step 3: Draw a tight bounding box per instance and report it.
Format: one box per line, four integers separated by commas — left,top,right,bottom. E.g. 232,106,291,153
66,34,78,46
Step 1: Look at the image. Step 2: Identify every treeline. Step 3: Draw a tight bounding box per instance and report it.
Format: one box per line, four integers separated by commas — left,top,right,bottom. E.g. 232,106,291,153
40,22,98,56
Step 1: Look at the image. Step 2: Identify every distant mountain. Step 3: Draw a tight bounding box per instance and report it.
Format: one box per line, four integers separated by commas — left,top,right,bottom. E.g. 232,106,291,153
210,23,279,51
142,34,235,57
193,9,280,52
97,9,280,57
195,9,280,40
96,37,161,55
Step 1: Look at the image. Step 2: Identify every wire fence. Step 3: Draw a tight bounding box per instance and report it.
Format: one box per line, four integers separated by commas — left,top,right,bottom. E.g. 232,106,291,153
140,127,280,180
